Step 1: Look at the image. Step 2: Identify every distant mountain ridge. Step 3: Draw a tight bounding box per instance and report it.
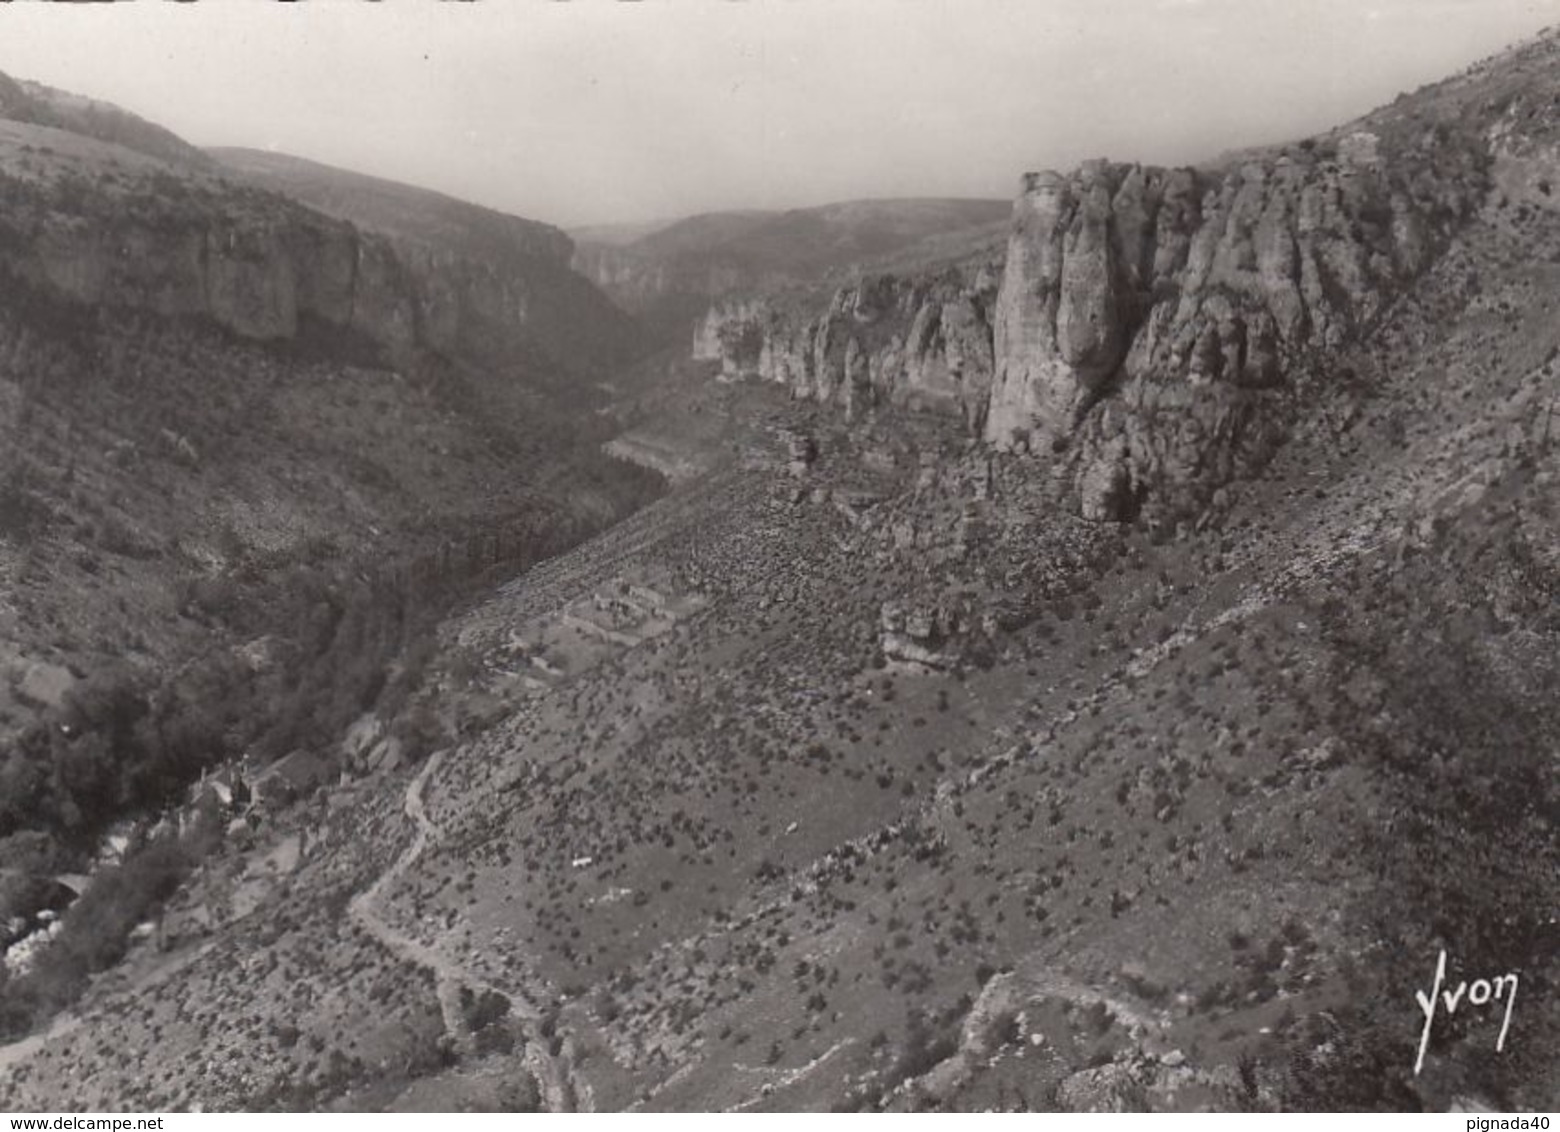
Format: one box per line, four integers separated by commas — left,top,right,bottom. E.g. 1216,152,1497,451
572,197,1010,344
210,147,574,267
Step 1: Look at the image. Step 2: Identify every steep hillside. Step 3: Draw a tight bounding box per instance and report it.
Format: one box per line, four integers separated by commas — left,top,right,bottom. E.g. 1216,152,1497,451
693,254,1003,429
0,73,663,1035
572,198,1009,345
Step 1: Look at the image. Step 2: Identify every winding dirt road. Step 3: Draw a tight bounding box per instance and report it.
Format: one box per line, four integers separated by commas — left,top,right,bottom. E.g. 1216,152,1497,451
348,749,587,1112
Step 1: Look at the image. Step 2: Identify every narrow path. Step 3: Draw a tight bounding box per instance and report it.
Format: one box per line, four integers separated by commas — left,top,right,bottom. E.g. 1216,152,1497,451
348,749,587,1112
726,1038,857,1112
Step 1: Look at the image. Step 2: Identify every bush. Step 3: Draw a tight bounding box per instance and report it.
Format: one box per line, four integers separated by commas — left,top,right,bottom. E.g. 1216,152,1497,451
1,829,208,1039
392,702,448,764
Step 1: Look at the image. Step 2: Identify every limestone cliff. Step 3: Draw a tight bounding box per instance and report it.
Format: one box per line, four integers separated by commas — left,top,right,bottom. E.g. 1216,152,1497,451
987,122,1487,520
696,111,1494,523
209,147,642,371
692,259,1001,429
573,240,764,341
0,102,640,376
0,71,210,168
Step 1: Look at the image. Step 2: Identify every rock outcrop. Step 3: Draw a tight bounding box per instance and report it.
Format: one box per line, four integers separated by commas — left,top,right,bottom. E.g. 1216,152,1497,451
573,241,759,343
693,261,1001,430
697,117,1492,523
879,601,960,670
994,129,1485,521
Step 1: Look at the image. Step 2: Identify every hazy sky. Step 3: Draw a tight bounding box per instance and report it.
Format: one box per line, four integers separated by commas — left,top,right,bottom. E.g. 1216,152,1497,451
0,0,1557,228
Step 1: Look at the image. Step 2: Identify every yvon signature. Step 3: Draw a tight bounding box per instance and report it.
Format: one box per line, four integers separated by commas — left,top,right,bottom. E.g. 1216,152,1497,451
1415,949,1519,1076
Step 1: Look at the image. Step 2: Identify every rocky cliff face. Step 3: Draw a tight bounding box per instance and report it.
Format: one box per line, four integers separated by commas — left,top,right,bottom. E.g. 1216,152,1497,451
697,116,1492,523
0,166,451,366
692,259,1002,429
990,125,1486,521
0,107,640,376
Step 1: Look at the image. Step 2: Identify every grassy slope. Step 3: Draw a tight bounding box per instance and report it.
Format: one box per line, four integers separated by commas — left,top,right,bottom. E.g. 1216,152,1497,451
7,226,1550,1104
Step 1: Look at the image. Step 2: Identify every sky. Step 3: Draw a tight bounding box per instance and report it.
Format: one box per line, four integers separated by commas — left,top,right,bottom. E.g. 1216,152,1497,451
0,0,1557,229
